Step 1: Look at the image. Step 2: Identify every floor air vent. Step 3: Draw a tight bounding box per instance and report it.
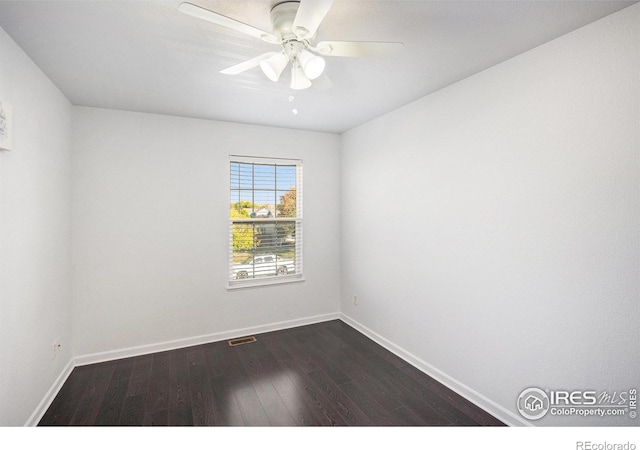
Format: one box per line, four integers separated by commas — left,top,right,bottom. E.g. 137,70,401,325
228,336,257,347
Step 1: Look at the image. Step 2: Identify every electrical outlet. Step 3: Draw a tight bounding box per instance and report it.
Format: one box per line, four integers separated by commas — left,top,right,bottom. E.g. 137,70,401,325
353,294,358,305
52,338,61,360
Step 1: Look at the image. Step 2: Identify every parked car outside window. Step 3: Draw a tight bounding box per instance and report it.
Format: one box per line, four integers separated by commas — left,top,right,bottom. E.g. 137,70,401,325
233,254,295,279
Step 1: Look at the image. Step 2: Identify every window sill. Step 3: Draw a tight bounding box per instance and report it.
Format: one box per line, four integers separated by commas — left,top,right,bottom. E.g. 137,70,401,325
227,275,305,290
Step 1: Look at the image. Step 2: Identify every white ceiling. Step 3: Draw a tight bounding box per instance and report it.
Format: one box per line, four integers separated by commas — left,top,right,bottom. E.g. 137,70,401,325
0,0,635,133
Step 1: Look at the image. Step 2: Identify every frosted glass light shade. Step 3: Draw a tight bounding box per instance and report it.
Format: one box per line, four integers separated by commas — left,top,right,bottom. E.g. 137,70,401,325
291,63,312,90
260,52,289,81
298,49,325,80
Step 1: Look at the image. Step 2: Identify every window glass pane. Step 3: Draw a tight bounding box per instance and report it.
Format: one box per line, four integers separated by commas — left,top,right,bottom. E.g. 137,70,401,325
238,163,253,190
253,190,275,215
230,162,254,190
230,162,240,189
253,164,275,190
276,165,296,190
276,188,296,218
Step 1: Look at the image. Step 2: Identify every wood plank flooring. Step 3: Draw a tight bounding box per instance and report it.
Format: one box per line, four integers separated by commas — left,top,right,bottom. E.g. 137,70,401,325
38,320,505,426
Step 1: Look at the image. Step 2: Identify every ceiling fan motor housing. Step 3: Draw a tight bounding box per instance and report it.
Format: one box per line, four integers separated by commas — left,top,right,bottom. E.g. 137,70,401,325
271,2,309,41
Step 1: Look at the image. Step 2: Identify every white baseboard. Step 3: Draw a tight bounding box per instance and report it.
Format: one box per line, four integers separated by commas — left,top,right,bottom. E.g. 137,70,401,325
74,312,341,367
24,357,75,427
339,313,530,427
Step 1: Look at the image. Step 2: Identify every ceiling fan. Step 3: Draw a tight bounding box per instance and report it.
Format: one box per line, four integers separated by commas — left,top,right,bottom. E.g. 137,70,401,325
178,0,404,90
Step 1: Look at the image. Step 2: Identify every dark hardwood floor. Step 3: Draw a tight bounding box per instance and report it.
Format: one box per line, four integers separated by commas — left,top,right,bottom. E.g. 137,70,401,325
38,320,505,426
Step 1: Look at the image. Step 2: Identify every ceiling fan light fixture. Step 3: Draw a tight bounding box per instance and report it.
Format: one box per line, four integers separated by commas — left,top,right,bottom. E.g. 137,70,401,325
260,51,289,81
298,49,325,80
291,62,312,90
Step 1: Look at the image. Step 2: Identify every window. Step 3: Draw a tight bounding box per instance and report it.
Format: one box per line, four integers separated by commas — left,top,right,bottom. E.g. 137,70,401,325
229,156,303,287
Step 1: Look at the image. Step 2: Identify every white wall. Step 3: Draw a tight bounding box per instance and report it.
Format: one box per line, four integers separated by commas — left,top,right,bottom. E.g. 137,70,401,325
0,28,73,425
340,3,639,426
72,107,341,358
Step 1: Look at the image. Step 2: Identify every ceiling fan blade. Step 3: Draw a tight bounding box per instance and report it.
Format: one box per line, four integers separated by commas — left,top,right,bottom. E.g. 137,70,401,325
220,52,278,75
178,2,279,44
313,41,405,58
292,0,334,39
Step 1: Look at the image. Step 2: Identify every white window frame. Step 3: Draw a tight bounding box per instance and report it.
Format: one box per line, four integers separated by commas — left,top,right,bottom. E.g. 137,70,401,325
228,155,304,289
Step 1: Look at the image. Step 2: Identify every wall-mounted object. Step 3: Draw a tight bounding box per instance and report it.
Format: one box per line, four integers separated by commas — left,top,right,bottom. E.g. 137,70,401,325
0,101,13,151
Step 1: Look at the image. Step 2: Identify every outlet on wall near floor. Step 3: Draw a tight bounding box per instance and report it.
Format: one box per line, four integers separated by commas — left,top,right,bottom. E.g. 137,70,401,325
353,294,358,305
52,338,61,360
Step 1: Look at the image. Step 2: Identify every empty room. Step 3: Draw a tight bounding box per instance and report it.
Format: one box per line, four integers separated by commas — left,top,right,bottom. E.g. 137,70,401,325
0,0,638,444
